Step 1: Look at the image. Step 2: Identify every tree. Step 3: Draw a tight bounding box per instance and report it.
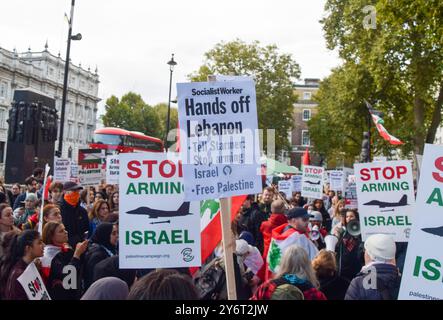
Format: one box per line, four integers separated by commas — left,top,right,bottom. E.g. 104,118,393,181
153,103,178,146
320,0,443,155
309,62,415,166
189,39,301,154
102,92,162,138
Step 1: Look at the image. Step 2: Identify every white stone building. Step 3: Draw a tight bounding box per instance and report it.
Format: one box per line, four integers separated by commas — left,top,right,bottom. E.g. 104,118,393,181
0,44,100,175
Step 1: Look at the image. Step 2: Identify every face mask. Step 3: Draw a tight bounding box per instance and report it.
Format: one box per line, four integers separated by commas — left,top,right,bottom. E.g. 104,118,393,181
64,191,80,206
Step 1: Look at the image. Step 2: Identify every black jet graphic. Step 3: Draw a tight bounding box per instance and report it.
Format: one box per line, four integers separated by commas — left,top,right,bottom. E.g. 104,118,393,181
305,180,321,185
363,194,408,208
126,202,191,219
422,226,443,237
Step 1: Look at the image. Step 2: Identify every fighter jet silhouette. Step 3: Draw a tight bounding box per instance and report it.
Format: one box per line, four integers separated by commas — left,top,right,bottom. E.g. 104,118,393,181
363,194,408,208
422,226,443,237
305,180,321,185
126,202,191,219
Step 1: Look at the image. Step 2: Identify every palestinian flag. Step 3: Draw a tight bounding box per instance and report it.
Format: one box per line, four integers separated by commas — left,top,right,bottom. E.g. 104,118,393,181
267,224,319,275
365,101,404,145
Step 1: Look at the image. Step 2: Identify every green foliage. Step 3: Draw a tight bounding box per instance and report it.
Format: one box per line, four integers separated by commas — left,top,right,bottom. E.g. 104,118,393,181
319,0,443,156
102,92,162,138
189,39,301,154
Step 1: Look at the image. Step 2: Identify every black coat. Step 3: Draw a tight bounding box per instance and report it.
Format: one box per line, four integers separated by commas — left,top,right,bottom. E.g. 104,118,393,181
337,234,364,282
13,193,26,210
236,203,268,253
46,249,82,300
345,263,401,300
83,243,113,290
318,274,350,300
60,199,89,248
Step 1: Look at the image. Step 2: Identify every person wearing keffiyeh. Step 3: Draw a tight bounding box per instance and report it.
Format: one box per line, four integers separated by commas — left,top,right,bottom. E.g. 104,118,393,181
41,221,88,300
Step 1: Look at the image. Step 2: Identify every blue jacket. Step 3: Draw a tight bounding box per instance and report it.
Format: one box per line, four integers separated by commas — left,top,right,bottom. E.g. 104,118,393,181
345,263,401,300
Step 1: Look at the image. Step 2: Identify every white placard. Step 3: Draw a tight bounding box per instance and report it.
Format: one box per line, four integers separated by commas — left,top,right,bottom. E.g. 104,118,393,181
53,158,71,182
301,165,324,199
177,80,262,201
17,262,51,300
329,170,344,192
291,175,302,193
106,155,120,185
119,152,201,269
278,180,292,200
398,144,443,300
354,160,415,242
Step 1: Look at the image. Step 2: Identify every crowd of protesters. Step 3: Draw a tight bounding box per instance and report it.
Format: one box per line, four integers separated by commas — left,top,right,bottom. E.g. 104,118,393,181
0,168,403,300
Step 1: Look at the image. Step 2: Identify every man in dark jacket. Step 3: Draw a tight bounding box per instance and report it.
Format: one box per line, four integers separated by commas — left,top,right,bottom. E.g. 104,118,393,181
13,176,38,210
60,182,89,248
345,234,401,300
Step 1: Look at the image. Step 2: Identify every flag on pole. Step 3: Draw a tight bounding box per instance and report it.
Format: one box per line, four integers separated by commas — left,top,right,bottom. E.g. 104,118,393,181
302,147,310,167
38,164,51,234
365,101,404,145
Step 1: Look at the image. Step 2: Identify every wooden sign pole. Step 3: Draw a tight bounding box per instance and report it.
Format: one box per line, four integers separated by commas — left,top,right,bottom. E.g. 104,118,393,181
219,196,237,300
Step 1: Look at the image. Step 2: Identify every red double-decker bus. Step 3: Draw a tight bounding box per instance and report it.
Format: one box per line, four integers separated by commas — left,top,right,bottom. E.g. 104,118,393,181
90,127,164,154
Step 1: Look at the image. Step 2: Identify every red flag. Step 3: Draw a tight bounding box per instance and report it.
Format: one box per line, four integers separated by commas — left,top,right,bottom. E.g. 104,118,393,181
43,175,52,200
175,122,180,152
302,147,310,166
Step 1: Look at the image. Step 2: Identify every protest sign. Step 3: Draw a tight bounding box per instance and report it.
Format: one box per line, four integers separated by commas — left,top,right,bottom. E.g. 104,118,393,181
398,144,443,300
301,165,324,199
329,170,344,192
119,152,201,269
106,155,120,184
17,262,51,300
278,180,292,200
291,175,302,193
78,149,105,187
354,160,415,242
53,158,71,182
344,175,358,209
177,80,262,201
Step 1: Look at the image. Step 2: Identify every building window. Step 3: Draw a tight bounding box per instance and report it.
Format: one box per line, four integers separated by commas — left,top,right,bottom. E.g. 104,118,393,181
302,130,310,146
78,124,83,141
303,92,312,100
302,109,311,121
47,67,55,77
0,108,6,129
0,81,8,98
68,123,73,139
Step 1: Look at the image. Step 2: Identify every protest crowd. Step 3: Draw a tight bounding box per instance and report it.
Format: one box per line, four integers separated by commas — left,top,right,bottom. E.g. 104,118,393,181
0,166,405,301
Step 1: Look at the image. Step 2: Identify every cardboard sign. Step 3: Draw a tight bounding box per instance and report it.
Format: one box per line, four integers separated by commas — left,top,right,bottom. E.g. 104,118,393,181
354,160,415,242
53,158,71,182
17,262,51,300
278,180,292,200
119,152,201,269
301,165,324,199
106,155,120,185
78,149,105,187
398,144,443,300
329,170,344,192
291,175,302,193
344,175,358,209
177,80,262,201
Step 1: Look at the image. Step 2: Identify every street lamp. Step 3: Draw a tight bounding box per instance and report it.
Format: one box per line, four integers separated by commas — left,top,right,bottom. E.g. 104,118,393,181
56,0,81,158
165,54,177,152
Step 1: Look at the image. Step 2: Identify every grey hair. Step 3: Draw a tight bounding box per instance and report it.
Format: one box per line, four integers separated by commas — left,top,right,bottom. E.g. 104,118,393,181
276,244,320,288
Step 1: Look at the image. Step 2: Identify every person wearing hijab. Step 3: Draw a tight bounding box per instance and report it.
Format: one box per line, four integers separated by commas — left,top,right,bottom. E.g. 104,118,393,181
83,222,118,290
81,277,129,300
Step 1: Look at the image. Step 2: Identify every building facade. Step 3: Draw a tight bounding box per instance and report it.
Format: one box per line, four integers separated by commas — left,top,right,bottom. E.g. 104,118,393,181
0,45,100,175
290,78,321,168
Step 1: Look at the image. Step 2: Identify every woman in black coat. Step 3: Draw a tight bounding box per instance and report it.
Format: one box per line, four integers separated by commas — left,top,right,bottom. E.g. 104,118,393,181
41,222,89,300
83,223,118,290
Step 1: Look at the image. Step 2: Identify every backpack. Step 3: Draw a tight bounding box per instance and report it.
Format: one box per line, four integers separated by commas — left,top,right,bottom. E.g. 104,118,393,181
194,257,227,300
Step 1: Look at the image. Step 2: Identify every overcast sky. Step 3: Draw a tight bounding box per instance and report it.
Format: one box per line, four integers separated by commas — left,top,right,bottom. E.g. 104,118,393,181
0,0,340,114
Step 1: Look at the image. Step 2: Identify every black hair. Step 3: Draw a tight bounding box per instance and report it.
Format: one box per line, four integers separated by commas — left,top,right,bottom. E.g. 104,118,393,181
33,167,44,177
0,230,40,293
24,176,37,186
127,269,198,300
